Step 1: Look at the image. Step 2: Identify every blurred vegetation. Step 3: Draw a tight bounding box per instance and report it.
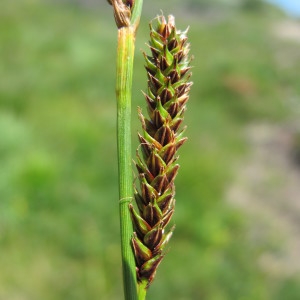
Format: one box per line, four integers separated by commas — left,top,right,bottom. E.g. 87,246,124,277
0,0,299,299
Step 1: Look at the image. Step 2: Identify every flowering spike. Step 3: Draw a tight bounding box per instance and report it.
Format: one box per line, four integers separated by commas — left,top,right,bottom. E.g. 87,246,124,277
131,14,192,289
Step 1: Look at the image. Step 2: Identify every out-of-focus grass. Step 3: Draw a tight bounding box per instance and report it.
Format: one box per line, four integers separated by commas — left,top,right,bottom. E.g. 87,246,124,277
0,0,299,299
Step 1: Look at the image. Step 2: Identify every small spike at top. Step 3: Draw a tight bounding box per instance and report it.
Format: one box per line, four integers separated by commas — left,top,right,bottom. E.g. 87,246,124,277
131,14,192,290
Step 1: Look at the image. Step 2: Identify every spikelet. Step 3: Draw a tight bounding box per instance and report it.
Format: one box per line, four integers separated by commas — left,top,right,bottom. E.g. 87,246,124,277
130,14,192,289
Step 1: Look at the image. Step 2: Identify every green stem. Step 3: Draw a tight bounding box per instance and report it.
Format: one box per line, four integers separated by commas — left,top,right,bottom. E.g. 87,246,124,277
131,0,143,30
113,0,143,298
116,26,137,300
137,280,147,300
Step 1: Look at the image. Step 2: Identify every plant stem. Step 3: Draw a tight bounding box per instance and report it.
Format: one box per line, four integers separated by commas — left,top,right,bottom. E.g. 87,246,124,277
116,25,137,300
137,280,147,300
131,0,143,30
112,0,143,298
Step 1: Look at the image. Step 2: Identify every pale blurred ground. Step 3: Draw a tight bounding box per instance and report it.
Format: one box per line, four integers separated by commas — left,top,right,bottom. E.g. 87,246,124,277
227,16,300,284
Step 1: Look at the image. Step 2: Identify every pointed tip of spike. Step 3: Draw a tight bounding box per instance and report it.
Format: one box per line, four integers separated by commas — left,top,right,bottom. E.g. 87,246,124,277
168,15,175,27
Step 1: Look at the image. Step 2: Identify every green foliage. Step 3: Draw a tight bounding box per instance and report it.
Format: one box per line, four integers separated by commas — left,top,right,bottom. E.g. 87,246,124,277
275,276,300,300
0,0,298,299
241,0,265,11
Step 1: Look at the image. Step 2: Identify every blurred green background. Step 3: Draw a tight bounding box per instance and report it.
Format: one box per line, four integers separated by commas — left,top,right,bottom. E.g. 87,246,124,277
1,0,300,299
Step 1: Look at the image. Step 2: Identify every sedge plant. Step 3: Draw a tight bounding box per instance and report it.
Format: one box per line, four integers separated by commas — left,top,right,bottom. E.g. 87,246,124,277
108,1,192,299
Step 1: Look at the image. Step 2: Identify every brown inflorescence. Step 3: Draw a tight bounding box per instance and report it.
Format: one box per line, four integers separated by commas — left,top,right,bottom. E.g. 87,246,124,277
130,14,192,288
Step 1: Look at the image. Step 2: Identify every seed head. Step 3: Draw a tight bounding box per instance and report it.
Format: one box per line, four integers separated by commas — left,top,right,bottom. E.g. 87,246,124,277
131,14,192,289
